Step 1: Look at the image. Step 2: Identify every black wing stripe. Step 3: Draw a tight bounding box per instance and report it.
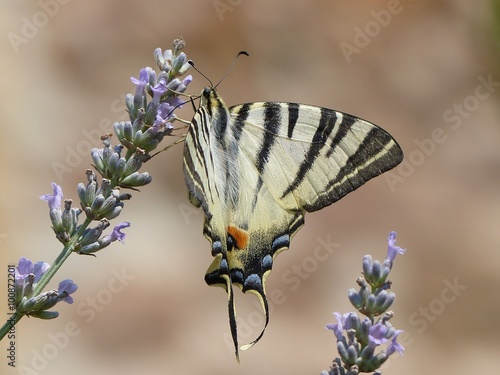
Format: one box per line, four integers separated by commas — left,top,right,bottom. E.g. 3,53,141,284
281,107,337,198
232,103,250,142
287,103,299,138
212,97,228,140
330,127,393,186
255,103,281,174
184,110,215,206
304,127,399,211
325,114,354,159
184,138,212,205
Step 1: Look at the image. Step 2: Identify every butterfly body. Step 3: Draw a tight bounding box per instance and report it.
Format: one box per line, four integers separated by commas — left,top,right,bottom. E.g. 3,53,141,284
183,87,403,360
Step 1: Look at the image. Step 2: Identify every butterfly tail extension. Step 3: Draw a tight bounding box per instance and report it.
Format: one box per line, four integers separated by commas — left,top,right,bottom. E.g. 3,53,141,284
205,250,242,361
226,273,240,362
239,286,270,352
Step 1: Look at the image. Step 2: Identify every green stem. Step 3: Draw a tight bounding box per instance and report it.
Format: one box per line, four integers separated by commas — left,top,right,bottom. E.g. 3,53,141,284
0,312,22,340
0,217,93,341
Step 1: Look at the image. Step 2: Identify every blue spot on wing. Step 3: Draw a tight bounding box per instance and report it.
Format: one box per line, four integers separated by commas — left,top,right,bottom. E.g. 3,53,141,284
262,254,273,272
272,234,290,252
244,274,262,291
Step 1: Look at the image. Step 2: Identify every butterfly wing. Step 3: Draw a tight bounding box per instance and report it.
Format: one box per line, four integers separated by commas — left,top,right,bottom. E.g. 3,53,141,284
229,102,403,213
183,91,403,360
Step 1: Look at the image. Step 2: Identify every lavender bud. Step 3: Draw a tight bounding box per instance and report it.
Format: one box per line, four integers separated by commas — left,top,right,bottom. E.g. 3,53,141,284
348,288,363,310
91,148,105,172
107,152,120,175
90,194,105,215
121,171,152,187
49,209,63,233
103,205,123,220
62,199,77,236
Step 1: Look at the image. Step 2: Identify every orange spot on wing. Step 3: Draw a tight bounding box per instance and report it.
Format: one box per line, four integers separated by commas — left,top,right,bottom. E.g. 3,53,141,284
227,225,249,250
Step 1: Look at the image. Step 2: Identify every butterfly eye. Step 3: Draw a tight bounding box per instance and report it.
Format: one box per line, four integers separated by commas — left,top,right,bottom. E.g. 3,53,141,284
202,87,212,98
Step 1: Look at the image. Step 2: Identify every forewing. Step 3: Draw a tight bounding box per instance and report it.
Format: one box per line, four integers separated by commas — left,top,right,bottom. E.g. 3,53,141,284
228,102,403,213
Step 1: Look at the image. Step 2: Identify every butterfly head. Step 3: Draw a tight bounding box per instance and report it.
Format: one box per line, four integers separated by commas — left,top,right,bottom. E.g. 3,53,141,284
201,87,215,106
200,87,227,116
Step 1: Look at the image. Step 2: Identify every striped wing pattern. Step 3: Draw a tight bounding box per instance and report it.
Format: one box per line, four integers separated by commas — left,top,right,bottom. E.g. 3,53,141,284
183,88,403,360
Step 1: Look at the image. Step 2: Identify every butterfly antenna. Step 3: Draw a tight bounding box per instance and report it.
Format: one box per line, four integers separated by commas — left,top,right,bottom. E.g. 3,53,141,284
187,60,214,88
187,51,249,89
214,51,249,89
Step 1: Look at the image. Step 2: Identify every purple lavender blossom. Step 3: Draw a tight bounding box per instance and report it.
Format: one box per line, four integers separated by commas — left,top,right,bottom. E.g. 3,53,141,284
57,279,78,304
151,79,169,105
324,232,406,373
15,257,50,285
368,322,389,346
107,222,130,243
326,312,348,340
154,103,176,129
131,68,149,96
40,183,63,210
387,330,405,356
14,256,78,316
387,231,406,262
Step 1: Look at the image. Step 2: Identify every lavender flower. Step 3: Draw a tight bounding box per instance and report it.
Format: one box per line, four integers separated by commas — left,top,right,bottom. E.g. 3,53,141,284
387,231,406,263
119,38,192,154
40,182,63,210
57,279,78,304
386,330,405,356
14,257,78,319
79,222,130,255
14,257,50,304
41,184,82,244
0,38,193,341
106,222,130,243
324,232,406,374
131,68,149,96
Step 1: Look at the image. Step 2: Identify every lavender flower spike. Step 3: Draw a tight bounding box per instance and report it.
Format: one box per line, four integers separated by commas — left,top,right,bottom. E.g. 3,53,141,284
323,232,407,374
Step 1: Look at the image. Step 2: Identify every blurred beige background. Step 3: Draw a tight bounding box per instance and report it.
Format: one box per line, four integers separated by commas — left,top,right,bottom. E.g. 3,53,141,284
1,1,499,374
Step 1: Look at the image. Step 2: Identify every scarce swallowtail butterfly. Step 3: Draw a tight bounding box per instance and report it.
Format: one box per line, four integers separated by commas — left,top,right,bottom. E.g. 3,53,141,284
182,73,403,361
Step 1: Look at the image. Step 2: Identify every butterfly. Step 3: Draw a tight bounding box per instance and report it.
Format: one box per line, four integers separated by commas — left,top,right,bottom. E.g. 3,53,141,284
182,86,403,361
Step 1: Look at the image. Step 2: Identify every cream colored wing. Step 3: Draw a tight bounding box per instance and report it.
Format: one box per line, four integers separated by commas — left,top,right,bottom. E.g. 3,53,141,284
183,89,403,360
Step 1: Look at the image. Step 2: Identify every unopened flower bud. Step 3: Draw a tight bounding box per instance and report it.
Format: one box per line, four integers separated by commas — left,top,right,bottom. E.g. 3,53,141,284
120,171,152,187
